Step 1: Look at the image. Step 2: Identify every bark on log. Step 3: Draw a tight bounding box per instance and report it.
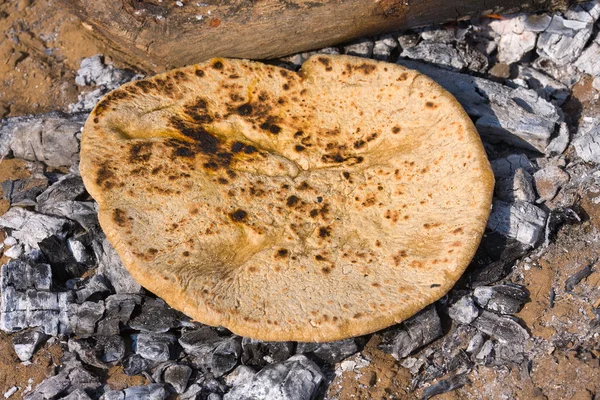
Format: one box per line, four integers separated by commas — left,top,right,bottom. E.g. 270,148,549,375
59,0,581,73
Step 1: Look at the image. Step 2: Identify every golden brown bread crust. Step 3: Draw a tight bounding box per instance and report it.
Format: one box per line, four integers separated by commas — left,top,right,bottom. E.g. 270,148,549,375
80,55,494,342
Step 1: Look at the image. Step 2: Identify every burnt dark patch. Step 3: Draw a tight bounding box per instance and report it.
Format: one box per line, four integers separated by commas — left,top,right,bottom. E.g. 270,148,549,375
195,69,205,77
170,117,219,154
279,69,289,78
183,251,190,257
96,164,115,188
294,145,305,152
322,267,331,274
269,125,281,135
129,142,153,163
231,141,245,153
113,209,128,227
135,80,158,94
397,72,408,81
282,84,290,90
317,57,331,67
315,254,326,261
184,98,213,124
244,145,257,154
286,195,299,207
218,178,229,184
174,71,188,81
309,209,319,218
318,226,331,238
151,166,162,175
237,103,253,116
229,209,248,222
425,101,437,108
392,126,401,134
276,248,289,258
343,171,350,179
212,60,224,70
175,146,195,158
148,248,159,255
229,74,240,79
353,140,366,149
321,153,364,165
356,63,376,74
298,182,310,190
93,117,99,124
430,283,441,288
294,130,304,138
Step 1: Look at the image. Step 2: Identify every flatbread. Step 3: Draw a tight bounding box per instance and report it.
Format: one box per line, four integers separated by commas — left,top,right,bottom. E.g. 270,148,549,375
80,55,494,342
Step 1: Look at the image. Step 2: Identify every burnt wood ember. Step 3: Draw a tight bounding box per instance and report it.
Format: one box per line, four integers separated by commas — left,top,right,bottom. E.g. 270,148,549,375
473,284,530,314
241,338,295,368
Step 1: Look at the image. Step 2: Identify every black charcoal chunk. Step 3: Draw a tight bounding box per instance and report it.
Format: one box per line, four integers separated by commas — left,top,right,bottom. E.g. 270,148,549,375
133,332,177,362
68,338,107,369
448,296,480,324
224,355,323,400
241,338,295,368
473,284,529,314
379,306,442,359
103,383,168,400
69,301,105,338
486,199,547,247
39,235,85,284
122,354,152,376
210,336,243,377
421,374,471,400
36,175,86,205
61,388,93,400
471,311,529,344
97,294,142,336
2,178,48,207
97,335,126,364
91,231,142,294
164,363,193,394
565,262,594,292
73,274,112,304
129,298,189,333
12,328,48,362
296,338,358,365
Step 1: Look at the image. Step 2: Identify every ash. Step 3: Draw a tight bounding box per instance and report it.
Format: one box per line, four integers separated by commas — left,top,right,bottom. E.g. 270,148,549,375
1,1,600,399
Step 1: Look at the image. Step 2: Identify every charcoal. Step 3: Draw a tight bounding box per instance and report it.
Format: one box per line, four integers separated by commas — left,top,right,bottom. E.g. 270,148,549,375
546,122,570,155
3,244,22,259
39,235,85,284
517,65,570,105
489,15,536,64
60,389,93,400
26,373,71,399
38,201,99,231
122,354,152,376
396,60,561,154
543,208,581,247
533,166,570,202
163,363,193,393
565,1,600,22
133,332,177,362
2,259,52,291
490,154,536,178
471,311,529,344
223,355,323,400
97,294,142,336
400,42,487,72
102,384,168,400
448,295,480,325
421,373,470,400
379,306,442,360
74,274,112,304
495,341,526,365
343,39,374,58
26,360,101,400
495,168,536,203
532,57,582,87
565,262,594,292
0,208,72,250
67,238,93,265
466,332,485,355
91,232,142,294
486,199,547,247
473,284,529,314
2,178,48,207
1,112,84,167
241,338,295,368
225,365,257,387
36,175,86,206
12,328,47,362
207,395,223,400
179,326,222,354
296,338,358,365
372,34,398,61
537,16,594,65
396,32,420,49
69,301,105,338
97,335,126,364
474,340,495,364
446,351,473,375
575,42,600,76
129,298,188,333
68,338,107,369
181,372,228,400
523,14,552,31
210,336,243,377
573,118,600,164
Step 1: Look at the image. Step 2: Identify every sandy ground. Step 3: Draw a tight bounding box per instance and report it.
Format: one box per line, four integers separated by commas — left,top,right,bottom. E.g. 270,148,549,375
2,0,600,399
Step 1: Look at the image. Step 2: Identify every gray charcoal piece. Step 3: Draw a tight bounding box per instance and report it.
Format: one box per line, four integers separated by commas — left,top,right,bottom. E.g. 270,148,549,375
1,112,85,167
474,340,495,364
75,274,112,304
471,311,529,344
491,154,536,179
68,338,107,369
497,30,537,64
68,239,92,265
12,329,48,362
1,259,52,291
2,178,48,207
420,27,457,43
533,166,570,202
466,332,485,354
164,364,193,393
532,57,582,88
97,294,142,336
494,341,526,365
296,338,358,365
546,122,570,155
35,175,86,207
69,301,105,338
224,354,323,400
396,32,420,50
38,201,99,231
517,65,570,105
495,168,536,203
565,263,594,292
129,298,188,333
343,39,374,58
0,208,72,250
102,383,167,400
97,335,126,364
28,310,60,336
448,295,480,325
26,373,71,399
486,199,547,247
379,306,442,360
422,373,471,400
75,55,139,89
67,365,102,392
133,332,177,362
524,14,552,31
537,16,594,65
225,365,257,387
122,354,152,376
573,118,600,163
401,42,468,70
372,35,398,61
60,388,93,400
210,336,243,377
473,284,529,314
91,232,142,294
241,338,295,368
397,59,561,153
0,311,27,333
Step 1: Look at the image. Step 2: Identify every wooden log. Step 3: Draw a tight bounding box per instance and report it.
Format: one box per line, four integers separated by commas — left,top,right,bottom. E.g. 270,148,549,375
59,0,580,73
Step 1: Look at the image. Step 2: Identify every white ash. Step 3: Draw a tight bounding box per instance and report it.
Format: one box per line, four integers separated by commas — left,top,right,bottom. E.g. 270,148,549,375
400,41,488,72
3,387,18,399
489,15,537,64
372,34,398,61
575,42,600,77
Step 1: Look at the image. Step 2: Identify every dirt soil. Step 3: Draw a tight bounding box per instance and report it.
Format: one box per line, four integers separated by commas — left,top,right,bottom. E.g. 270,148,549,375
2,0,600,399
